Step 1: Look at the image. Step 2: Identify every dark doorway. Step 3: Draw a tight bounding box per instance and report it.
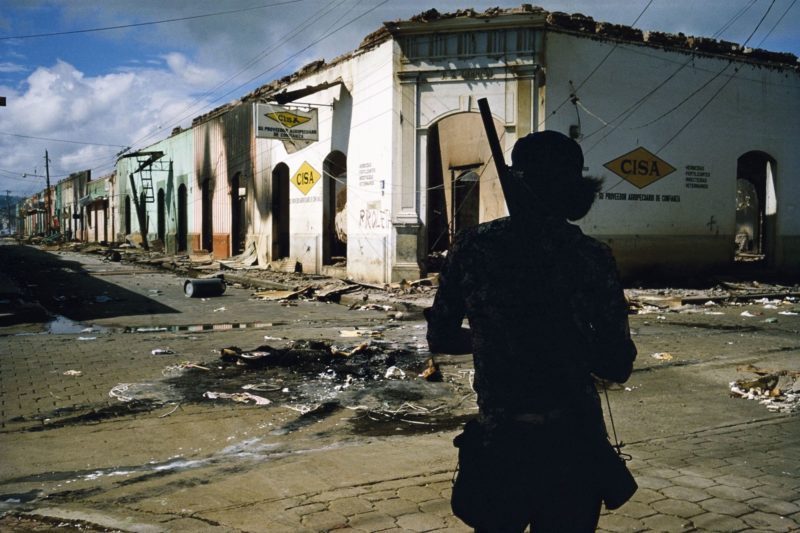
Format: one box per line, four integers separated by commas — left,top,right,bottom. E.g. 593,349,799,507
451,167,481,241
177,184,187,252
156,188,166,243
425,112,503,273
272,163,290,260
735,152,776,264
230,172,246,256
201,178,213,252
323,151,347,265
124,195,131,235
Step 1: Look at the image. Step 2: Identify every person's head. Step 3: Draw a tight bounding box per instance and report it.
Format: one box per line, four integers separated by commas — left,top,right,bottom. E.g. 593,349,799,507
510,130,602,221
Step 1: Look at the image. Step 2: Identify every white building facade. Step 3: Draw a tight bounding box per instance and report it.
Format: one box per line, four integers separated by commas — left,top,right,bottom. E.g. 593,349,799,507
117,7,799,282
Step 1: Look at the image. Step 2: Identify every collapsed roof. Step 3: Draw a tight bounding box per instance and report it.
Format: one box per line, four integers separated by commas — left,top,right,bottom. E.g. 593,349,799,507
190,4,798,128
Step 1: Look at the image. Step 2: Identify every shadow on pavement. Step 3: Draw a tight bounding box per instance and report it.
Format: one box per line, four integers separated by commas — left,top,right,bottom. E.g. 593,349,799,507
0,244,178,322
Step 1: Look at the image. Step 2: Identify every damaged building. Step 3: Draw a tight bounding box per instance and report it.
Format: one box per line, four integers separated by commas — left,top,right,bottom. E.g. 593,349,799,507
115,5,799,281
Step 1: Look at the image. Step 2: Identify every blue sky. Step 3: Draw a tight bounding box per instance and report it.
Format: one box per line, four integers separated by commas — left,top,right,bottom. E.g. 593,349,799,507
1,0,797,197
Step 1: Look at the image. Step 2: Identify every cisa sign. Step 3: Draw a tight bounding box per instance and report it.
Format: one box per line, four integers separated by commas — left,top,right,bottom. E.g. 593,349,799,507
603,147,676,189
255,104,318,141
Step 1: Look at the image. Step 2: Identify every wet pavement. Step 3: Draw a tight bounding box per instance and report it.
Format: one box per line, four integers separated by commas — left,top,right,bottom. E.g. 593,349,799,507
1,241,799,532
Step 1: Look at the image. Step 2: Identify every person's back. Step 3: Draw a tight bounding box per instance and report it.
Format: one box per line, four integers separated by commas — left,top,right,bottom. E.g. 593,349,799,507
426,130,637,532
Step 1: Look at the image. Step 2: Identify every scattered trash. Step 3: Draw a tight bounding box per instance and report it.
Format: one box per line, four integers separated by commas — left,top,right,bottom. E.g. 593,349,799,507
730,365,800,413
184,278,226,298
651,352,674,361
213,307,226,312
63,370,82,377
77,336,96,341
108,382,180,403
385,366,406,379
420,358,443,381
339,329,378,338
740,311,757,317
161,362,209,376
151,348,175,356
203,391,271,406
779,311,798,316
252,287,311,301
763,317,778,324
353,304,394,312
331,342,371,357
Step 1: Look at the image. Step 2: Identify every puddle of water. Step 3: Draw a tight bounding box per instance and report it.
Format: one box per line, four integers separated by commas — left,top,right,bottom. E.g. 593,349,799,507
47,315,111,335
122,321,288,334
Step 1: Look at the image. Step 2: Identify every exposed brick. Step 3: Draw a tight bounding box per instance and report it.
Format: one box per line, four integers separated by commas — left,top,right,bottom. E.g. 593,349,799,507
329,497,373,517
651,499,705,518
698,497,752,517
746,497,800,516
690,512,748,532
641,513,694,531
741,511,800,531
706,484,757,501
660,485,710,503
372,498,420,517
395,512,446,532
672,475,716,489
597,513,646,532
347,511,398,532
396,485,440,503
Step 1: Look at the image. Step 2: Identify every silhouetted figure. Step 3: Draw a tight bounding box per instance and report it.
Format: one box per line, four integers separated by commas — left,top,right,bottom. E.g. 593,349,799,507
426,131,637,532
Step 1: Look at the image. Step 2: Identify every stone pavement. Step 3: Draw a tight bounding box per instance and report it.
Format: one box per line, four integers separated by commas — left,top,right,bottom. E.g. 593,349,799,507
1,243,799,532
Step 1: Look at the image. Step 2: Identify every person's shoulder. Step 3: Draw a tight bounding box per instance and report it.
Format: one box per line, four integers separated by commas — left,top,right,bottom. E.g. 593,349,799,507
455,218,511,247
566,224,616,264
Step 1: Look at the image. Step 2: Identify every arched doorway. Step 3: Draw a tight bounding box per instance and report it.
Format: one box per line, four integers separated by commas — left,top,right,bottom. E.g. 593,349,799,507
201,178,213,252
177,184,187,252
230,172,246,256
425,112,505,272
736,152,777,264
124,195,131,235
323,151,347,266
156,188,166,243
272,163,290,260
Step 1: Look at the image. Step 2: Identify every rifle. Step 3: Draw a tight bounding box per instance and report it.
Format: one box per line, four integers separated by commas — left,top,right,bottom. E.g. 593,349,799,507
477,97,519,218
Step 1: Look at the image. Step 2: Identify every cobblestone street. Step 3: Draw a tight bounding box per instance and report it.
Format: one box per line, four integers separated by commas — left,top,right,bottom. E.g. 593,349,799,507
1,243,798,532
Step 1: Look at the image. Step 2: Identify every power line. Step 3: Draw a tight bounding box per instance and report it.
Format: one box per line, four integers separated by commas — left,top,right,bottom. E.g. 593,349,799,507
0,131,127,148
656,0,778,153
0,1,303,41
756,0,797,47
122,0,353,153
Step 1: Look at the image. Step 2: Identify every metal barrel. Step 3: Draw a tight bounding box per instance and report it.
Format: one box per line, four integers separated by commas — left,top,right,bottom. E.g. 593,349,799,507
184,278,226,298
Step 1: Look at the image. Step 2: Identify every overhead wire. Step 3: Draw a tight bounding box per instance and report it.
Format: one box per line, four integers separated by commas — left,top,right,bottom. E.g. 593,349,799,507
122,0,349,153
756,0,797,47
656,0,778,153
0,1,303,40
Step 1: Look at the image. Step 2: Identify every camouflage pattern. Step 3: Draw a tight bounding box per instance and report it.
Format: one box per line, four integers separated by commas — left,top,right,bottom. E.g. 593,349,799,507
426,215,637,432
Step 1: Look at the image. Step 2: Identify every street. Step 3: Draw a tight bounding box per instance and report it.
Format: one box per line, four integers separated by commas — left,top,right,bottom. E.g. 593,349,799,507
1,242,798,532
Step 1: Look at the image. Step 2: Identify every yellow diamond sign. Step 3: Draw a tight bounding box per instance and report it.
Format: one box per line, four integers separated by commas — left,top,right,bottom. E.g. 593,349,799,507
267,111,311,128
603,147,676,189
292,161,321,195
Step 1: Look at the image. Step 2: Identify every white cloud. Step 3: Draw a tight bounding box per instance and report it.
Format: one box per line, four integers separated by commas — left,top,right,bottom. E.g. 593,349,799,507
0,58,217,192
163,52,224,87
0,62,26,73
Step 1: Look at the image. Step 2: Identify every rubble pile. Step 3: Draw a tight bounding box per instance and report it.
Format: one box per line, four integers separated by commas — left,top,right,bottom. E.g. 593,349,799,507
730,365,800,413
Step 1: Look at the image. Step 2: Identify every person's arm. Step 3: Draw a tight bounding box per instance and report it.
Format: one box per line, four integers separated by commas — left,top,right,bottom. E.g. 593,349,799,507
425,240,472,355
585,247,637,383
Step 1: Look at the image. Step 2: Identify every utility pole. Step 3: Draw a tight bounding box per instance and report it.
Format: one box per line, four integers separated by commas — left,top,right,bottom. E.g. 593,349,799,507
5,190,10,234
44,150,52,235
